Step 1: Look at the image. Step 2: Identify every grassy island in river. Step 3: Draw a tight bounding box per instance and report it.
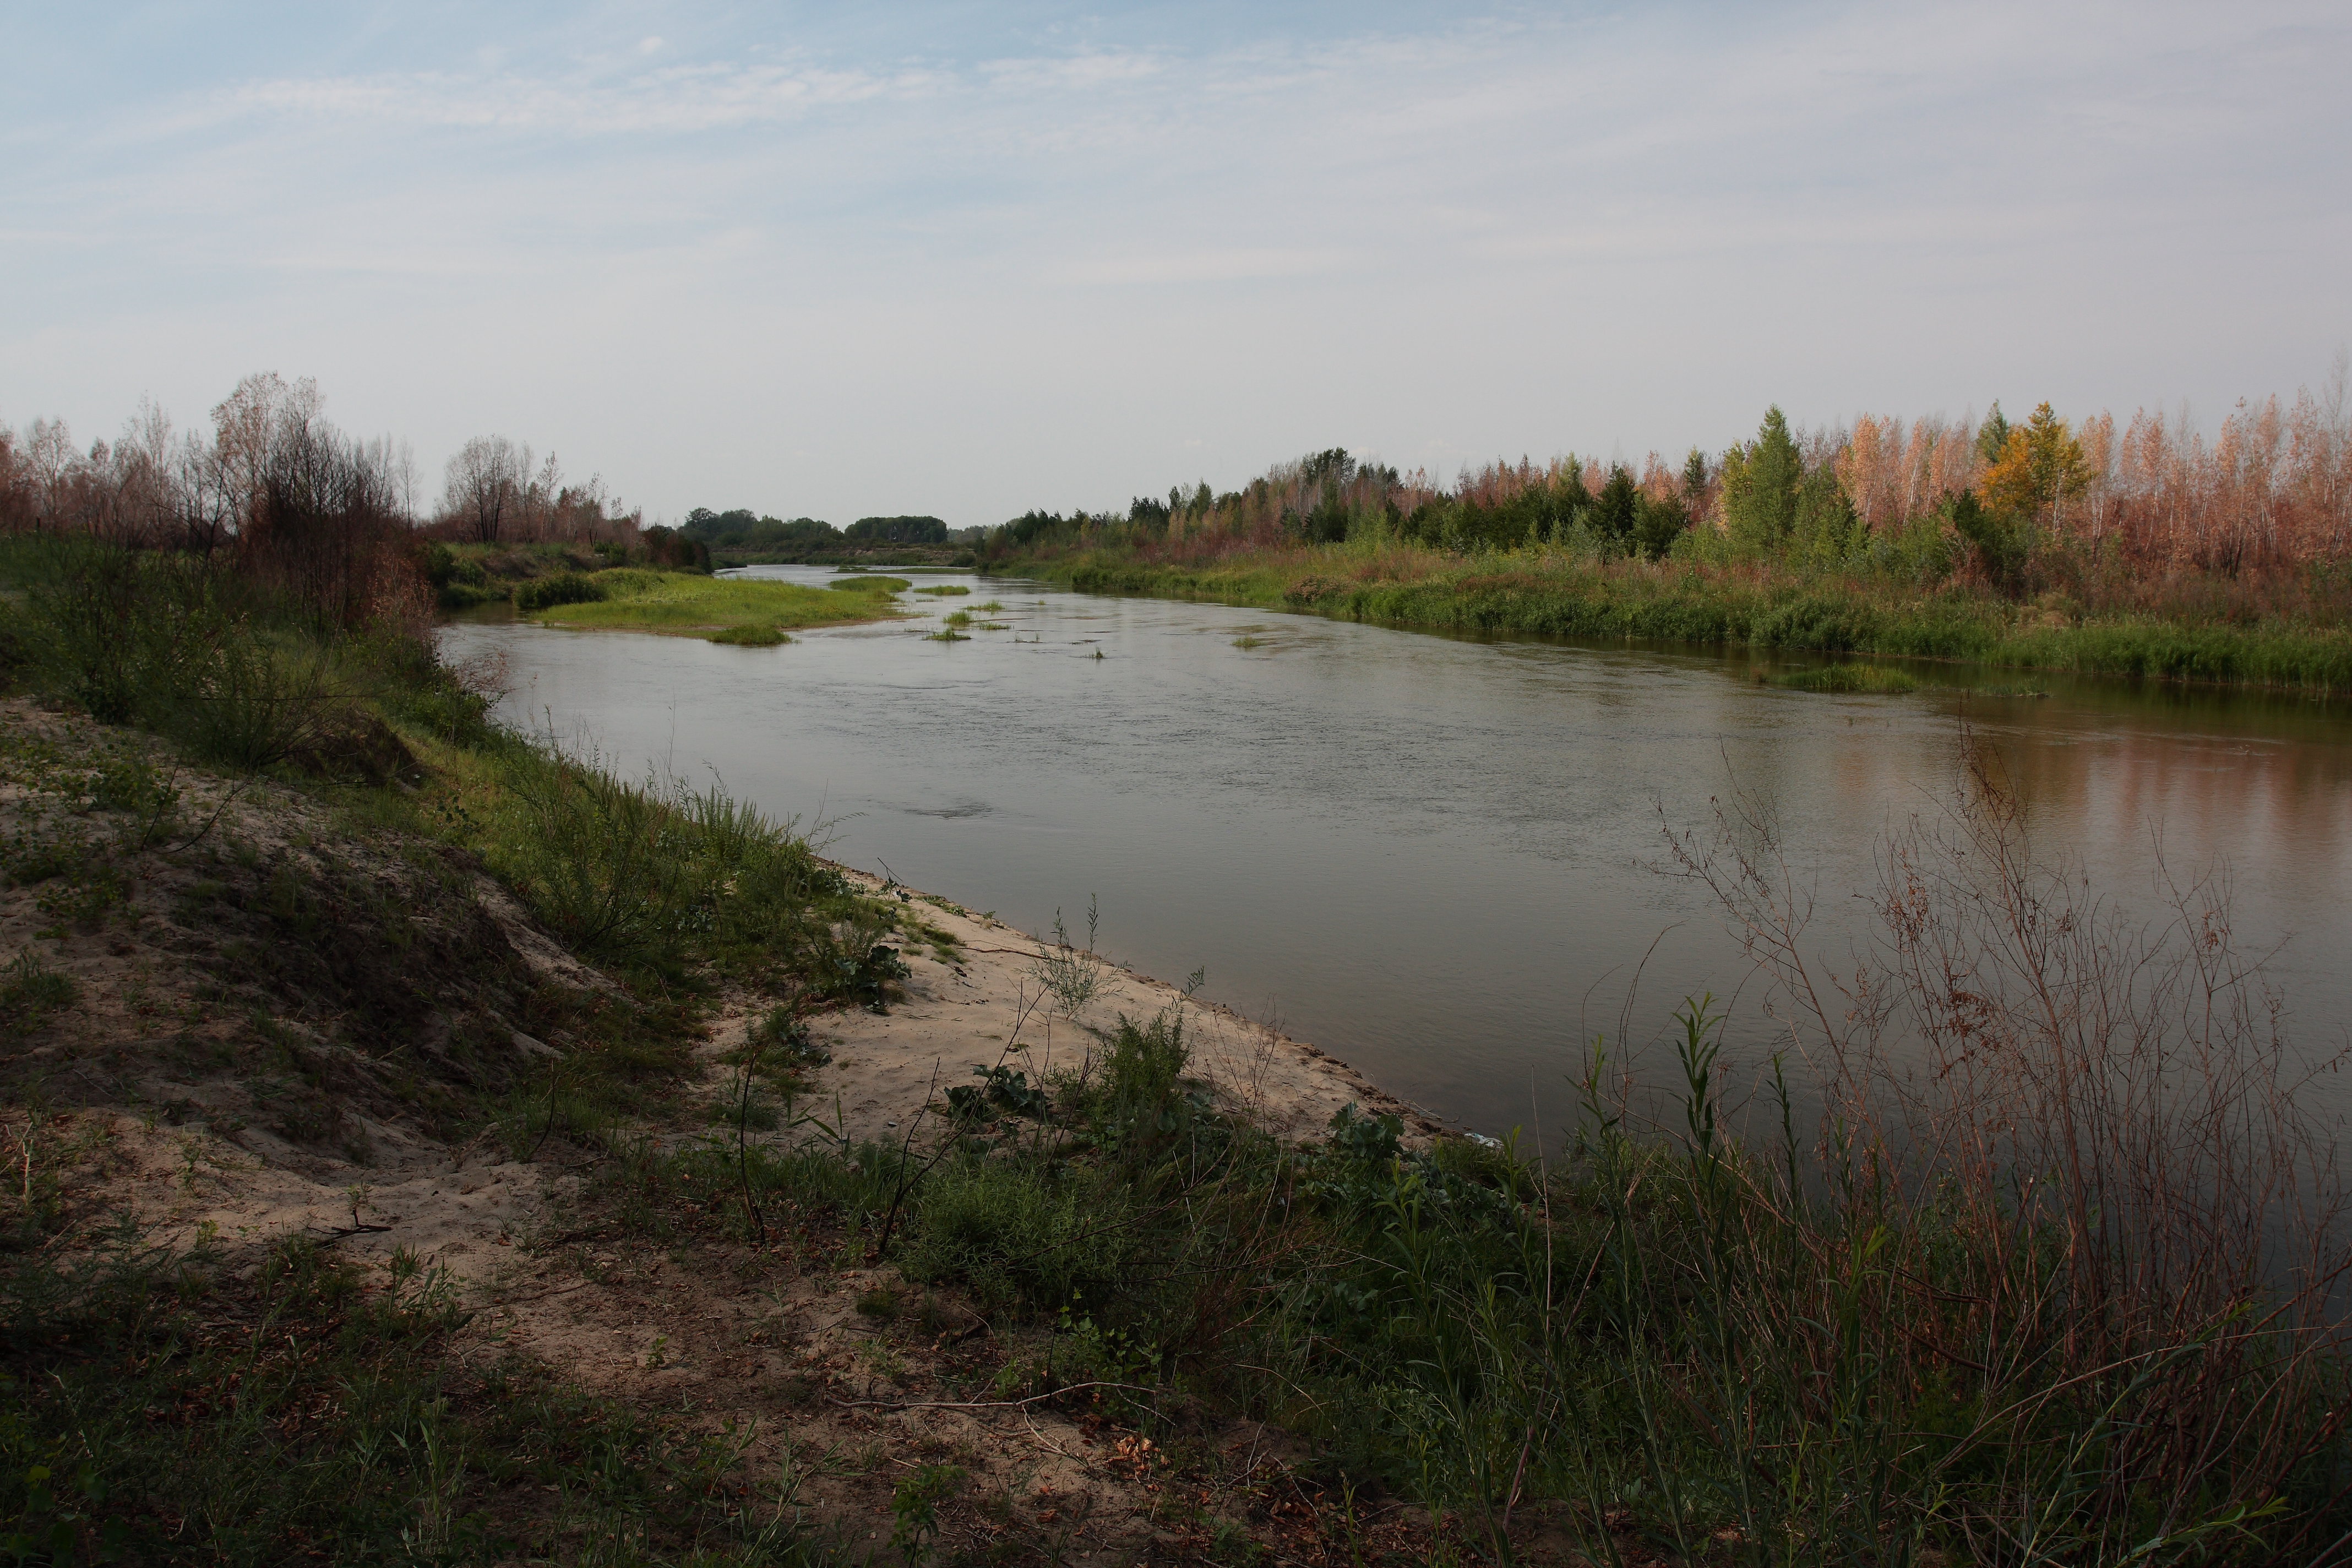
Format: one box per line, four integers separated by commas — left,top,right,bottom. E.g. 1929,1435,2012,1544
521,568,907,643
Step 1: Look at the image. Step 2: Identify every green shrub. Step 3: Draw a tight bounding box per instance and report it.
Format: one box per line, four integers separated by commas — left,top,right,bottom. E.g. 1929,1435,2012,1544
902,1154,1134,1311
0,951,77,1028
19,540,218,724
706,623,788,646
1093,1014,1192,1153
174,630,349,771
512,572,609,612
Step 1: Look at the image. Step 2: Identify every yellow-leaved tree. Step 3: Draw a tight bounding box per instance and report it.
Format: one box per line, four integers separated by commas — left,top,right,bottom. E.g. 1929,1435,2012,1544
1979,401,2092,527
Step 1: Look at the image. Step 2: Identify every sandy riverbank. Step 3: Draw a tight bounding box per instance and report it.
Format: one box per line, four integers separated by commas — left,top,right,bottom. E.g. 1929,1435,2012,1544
712,869,1442,1153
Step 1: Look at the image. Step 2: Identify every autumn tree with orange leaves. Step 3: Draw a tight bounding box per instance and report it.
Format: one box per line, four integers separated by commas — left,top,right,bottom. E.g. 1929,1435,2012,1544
1979,401,2093,527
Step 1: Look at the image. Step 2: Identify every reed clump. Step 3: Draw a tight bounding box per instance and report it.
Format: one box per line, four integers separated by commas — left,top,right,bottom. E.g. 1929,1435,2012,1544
1770,661,1918,692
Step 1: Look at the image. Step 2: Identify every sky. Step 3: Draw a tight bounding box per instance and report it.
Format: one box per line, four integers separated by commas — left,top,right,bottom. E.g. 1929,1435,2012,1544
4,2,2349,526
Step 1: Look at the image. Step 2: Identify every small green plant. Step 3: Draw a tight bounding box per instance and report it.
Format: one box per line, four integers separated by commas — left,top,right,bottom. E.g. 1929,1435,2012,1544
1,825,86,888
706,623,788,646
889,1463,966,1563
812,944,909,1012
748,1005,830,1067
1031,897,1114,1019
945,1064,1043,1130
923,629,970,642
33,863,126,928
913,585,970,597
83,751,178,819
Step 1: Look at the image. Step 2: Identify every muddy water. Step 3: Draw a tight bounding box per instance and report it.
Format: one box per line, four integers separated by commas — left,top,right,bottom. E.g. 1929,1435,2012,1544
438,568,2352,1141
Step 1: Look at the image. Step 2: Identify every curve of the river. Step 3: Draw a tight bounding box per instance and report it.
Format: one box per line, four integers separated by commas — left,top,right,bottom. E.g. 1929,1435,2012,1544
439,566,2352,1142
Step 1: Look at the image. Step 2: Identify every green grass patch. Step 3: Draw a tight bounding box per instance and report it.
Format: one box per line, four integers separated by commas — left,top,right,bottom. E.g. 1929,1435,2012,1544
706,623,791,646
0,1233,839,1565
510,572,607,612
1771,662,1918,693
826,575,911,594
1008,545,2352,695
529,570,899,636
913,585,970,597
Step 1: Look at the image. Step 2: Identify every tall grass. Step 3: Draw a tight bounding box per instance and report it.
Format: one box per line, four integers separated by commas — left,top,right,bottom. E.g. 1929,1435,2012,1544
702,764,2352,1564
1029,543,2352,693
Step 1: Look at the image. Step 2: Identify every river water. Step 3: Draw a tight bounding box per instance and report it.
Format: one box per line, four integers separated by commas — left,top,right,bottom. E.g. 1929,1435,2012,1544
438,567,2352,1141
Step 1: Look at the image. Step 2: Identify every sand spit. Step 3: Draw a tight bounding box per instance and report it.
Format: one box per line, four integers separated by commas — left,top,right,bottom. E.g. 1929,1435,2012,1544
729,868,1442,1154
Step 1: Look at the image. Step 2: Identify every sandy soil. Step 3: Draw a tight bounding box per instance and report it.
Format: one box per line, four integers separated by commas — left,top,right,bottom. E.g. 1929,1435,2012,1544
736,872,1440,1155
3,693,1477,1559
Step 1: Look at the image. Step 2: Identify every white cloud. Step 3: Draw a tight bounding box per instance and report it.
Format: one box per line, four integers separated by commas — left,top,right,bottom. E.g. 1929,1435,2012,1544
1055,248,1357,285
4,2,2348,525
222,59,948,135
978,49,1165,92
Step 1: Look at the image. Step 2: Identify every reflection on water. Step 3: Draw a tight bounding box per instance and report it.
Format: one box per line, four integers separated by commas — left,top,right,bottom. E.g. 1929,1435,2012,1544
438,567,2352,1141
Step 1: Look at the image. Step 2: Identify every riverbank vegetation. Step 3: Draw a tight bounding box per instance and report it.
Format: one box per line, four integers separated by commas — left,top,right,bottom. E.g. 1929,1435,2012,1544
518,569,906,641
6,374,2352,1562
986,379,2352,693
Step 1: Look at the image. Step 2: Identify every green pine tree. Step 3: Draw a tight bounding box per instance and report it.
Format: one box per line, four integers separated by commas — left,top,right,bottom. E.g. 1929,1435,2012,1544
1725,406,1802,553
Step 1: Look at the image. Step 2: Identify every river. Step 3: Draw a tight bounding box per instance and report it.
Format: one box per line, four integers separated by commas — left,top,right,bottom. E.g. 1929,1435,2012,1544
438,567,2352,1141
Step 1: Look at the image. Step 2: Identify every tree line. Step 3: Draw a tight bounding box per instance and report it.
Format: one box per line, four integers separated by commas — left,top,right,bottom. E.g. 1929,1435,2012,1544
984,366,2352,596
0,374,696,627
678,509,960,551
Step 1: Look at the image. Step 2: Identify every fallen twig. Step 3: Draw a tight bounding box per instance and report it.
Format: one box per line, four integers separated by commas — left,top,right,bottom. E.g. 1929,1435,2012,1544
828,1380,1161,1413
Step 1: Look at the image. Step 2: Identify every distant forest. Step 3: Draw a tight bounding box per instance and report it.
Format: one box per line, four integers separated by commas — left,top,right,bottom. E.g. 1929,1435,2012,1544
679,508,975,551
986,382,2352,592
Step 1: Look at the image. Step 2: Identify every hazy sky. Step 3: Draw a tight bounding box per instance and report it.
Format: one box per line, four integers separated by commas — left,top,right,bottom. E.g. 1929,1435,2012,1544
6,2,2348,525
